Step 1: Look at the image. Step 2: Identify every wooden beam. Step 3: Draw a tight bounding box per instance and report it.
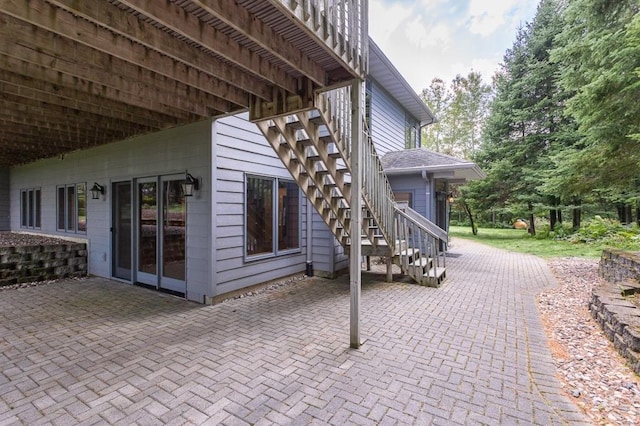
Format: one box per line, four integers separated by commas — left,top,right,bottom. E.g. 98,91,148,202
186,0,328,86
0,99,152,137
114,0,300,94
0,69,184,128
0,38,223,119
0,122,133,146
0,1,248,111
48,0,278,100
0,135,77,152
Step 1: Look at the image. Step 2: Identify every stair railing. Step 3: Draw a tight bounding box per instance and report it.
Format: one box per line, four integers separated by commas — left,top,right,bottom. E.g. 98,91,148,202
361,122,396,246
395,202,448,244
394,204,446,279
274,0,368,77
318,85,397,248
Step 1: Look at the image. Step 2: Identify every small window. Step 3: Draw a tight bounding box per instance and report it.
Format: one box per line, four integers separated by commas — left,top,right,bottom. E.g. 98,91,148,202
405,114,419,149
395,192,413,208
57,183,87,233
20,188,41,229
246,175,300,258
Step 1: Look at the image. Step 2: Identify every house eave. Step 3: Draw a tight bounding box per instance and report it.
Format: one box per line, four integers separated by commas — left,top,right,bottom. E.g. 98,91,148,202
384,163,486,181
369,39,436,126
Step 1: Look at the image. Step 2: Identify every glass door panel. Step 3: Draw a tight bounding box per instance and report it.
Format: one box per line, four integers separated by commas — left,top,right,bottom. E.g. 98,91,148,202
137,180,158,286
112,181,132,280
160,178,186,292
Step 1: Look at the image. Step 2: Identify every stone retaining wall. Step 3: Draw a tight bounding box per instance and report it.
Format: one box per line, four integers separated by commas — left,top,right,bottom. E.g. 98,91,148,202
599,249,640,283
592,249,640,375
0,243,87,287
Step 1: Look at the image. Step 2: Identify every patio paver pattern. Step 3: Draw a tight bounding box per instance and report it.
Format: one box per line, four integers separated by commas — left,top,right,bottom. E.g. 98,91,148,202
0,239,590,425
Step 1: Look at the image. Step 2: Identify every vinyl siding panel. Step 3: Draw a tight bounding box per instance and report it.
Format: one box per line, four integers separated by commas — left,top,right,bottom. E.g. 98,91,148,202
0,168,9,230
387,173,439,224
213,113,309,296
311,209,334,275
333,241,348,273
369,79,408,155
9,120,213,302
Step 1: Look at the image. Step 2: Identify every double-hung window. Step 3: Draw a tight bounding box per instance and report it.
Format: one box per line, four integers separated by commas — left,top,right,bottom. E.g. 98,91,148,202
20,188,41,229
245,175,300,258
57,183,87,233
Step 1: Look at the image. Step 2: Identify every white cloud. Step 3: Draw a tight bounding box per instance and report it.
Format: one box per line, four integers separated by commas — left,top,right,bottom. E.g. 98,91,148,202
368,0,538,91
466,0,523,37
469,57,502,80
404,16,452,49
368,1,414,44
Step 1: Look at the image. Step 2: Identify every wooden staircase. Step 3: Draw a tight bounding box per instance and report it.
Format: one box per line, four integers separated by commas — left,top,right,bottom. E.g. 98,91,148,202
255,85,448,287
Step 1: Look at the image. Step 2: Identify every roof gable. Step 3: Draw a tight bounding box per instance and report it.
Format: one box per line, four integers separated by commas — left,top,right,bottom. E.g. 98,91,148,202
368,39,436,126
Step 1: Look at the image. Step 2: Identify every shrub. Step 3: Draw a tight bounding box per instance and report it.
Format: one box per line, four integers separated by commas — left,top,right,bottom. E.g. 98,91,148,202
568,216,640,249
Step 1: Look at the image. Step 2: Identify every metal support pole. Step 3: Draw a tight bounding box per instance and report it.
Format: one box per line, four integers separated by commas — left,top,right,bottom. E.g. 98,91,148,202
350,78,363,349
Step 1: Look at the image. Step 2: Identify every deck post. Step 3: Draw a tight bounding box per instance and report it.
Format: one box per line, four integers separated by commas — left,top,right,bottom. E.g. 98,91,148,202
350,78,363,349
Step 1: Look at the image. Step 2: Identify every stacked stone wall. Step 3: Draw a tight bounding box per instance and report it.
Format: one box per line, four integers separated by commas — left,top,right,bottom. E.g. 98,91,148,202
0,243,87,287
599,249,640,283
592,249,640,375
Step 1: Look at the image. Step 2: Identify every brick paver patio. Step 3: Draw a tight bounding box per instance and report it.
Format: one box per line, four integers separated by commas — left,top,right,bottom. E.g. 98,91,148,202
0,238,590,424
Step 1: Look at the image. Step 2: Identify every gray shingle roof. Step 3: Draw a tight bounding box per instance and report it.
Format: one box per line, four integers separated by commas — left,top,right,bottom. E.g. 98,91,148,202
381,148,472,170
380,148,486,181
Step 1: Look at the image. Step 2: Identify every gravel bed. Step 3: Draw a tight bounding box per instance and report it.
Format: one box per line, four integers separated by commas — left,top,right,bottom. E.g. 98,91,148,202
0,231,72,247
541,258,640,425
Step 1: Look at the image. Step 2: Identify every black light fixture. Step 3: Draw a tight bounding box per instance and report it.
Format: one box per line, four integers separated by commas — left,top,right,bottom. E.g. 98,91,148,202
90,182,105,200
447,193,455,204
181,173,200,197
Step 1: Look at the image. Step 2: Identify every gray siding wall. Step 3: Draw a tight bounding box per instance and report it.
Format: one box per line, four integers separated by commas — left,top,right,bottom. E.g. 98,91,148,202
369,78,409,155
311,209,334,275
10,120,213,302
213,113,308,296
0,167,9,230
388,174,429,219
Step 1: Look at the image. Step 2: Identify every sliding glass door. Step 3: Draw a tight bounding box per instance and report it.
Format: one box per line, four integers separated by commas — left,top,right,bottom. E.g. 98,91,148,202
135,175,186,293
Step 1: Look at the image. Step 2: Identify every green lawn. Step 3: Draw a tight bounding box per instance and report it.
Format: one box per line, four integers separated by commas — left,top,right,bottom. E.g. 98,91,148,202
449,226,604,258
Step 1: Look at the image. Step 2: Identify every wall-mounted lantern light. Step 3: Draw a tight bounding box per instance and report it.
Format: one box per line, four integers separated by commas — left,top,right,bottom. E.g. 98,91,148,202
181,173,200,197
90,182,105,200
447,193,455,204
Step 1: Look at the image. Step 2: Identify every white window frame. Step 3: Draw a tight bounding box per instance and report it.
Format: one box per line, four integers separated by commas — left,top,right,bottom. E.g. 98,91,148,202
244,174,301,261
56,183,87,234
20,188,41,229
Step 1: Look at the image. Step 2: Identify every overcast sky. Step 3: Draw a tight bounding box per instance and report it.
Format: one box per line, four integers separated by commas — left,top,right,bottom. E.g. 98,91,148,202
369,0,539,92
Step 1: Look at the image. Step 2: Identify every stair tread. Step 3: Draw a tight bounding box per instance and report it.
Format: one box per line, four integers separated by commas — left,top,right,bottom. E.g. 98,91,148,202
412,257,432,268
424,266,446,278
400,248,420,257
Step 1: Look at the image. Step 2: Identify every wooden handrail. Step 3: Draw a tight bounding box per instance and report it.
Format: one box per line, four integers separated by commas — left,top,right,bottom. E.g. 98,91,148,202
394,203,448,242
394,208,446,281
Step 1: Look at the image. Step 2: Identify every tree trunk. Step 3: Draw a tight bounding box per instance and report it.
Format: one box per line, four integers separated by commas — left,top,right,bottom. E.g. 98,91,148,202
528,202,535,236
557,209,563,224
617,204,631,224
550,209,557,230
572,199,581,231
461,200,478,235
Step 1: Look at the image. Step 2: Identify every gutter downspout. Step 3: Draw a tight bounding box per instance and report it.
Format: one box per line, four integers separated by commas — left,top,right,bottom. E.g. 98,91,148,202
422,170,435,221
